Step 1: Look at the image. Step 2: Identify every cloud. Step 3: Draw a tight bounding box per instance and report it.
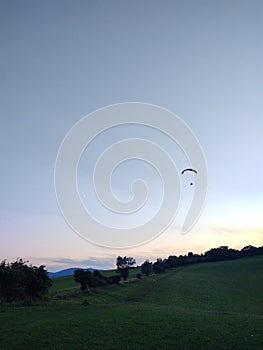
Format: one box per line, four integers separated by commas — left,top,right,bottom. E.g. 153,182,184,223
53,257,115,268
36,256,117,272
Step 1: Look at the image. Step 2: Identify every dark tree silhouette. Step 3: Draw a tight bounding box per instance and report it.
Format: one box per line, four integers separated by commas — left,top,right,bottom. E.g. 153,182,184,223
116,256,136,280
74,269,93,291
153,258,167,274
141,260,152,276
0,259,51,302
107,275,121,285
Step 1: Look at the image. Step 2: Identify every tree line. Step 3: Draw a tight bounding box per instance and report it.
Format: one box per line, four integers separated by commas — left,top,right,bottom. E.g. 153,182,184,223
1,245,262,300
74,245,263,290
140,245,263,276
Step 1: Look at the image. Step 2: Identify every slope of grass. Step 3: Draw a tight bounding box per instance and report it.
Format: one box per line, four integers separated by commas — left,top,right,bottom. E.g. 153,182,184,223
49,275,80,295
146,256,263,314
0,256,262,350
49,257,263,314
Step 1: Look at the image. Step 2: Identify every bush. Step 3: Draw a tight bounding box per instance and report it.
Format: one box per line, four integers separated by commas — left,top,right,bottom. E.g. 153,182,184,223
141,260,152,276
74,269,109,290
107,275,121,285
82,299,89,306
0,259,52,302
23,299,33,307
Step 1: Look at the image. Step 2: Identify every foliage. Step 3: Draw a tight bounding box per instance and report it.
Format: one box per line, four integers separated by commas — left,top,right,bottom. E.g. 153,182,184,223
161,245,263,270
82,299,89,306
116,256,136,280
74,269,93,291
107,275,121,285
74,269,116,290
92,270,108,287
141,260,152,276
153,258,167,274
0,259,51,302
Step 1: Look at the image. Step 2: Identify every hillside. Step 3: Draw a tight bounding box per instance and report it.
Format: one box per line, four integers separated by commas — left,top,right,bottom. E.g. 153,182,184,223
0,256,262,349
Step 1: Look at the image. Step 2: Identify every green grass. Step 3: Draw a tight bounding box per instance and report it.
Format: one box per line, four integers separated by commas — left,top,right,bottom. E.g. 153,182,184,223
0,257,262,349
102,266,141,278
49,275,80,296
145,257,263,314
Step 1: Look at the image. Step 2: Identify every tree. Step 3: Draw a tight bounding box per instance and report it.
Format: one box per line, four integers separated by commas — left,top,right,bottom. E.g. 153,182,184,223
74,269,93,291
26,264,52,298
205,246,239,262
141,260,152,276
0,259,52,302
107,275,121,284
166,255,178,268
153,258,167,274
92,270,107,287
107,275,121,285
74,269,110,290
116,256,136,280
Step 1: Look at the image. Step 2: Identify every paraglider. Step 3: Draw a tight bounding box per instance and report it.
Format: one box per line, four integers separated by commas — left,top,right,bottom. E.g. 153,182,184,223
181,168,198,175
181,168,197,186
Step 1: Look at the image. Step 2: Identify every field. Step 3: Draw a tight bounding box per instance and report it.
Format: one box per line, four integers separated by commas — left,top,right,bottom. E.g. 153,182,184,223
0,257,262,349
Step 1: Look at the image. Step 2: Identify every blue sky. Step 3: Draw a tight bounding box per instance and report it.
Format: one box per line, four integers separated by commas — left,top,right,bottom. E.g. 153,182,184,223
1,0,262,271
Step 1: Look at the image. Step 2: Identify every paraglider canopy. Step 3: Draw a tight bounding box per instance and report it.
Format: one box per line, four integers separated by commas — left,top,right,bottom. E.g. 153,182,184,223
181,168,198,175
182,168,197,186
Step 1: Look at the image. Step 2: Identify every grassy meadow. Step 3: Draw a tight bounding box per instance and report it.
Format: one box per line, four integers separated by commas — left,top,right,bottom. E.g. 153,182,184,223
0,256,262,349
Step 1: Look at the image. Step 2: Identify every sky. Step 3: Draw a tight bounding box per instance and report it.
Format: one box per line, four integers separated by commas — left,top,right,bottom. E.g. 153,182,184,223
1,0,262,271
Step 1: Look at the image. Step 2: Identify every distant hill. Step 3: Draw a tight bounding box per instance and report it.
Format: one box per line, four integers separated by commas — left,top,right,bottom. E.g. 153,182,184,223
48,267,95,279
